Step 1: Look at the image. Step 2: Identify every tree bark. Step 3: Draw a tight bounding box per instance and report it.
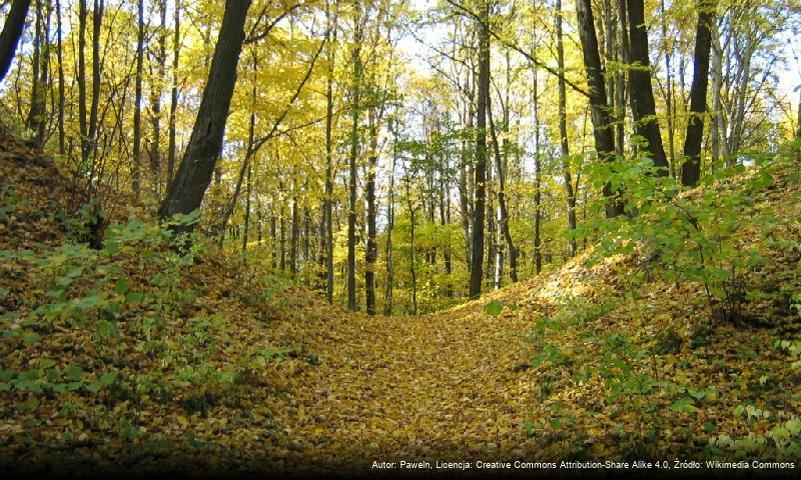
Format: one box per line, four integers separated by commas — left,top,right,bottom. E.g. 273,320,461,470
626,0,669,174
133,0,144,198
681,0,714,187
556,0,577,256
346,4,362,311
150,0,168,195
365,109,378,315
87,0,103,169
0,0,32,82
167,0,180,186
77,0,87,164
56,0,65,155
469,0,489,297
576,0,623,217
158,0,251,231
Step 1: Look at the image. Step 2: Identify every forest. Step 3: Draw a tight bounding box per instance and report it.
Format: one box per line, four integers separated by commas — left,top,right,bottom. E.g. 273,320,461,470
1,0,801,476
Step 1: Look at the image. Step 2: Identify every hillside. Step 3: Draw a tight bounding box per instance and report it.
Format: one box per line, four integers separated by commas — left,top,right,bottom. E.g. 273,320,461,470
2,130,801,477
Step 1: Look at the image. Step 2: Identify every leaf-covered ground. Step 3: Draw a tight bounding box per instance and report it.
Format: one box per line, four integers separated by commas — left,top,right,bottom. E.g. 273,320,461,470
2,129,801,476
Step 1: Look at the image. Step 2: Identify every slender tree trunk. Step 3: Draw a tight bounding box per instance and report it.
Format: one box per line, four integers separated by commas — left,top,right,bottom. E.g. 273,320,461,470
270,214,277,268
133,0,144,198
406,177,417,315
365,109,378,315
290,187,298,275
242,162,251,252
615,0,628,157
384,124,397,315
346,6,362,311
576,0,623,217
56,0,65,155
27,0,46,148
532,59,542,275
487,99,517,282
320,7,337,302
77,0,87,165
660,0,677,178
150,0,168,195
626,0,669,174
0,0,32,82
158,0,252,230
280,190,286,271
167,0,180,186
87,0,103,168
710,23,723,165
469,0,489,297
681,0,714,187
797,90,801,156
556,0,577,256
242,52,258,252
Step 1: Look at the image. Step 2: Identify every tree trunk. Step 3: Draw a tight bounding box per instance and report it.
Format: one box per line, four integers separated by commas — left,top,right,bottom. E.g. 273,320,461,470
556,0,577,256
290,188,298,275
626,0,669,174
242,162,251,252
133,0,144,198
660,0,676,178
27,0,46,148
681,0,714,187
77,0,87,165
532,57,543,275
365,109,378,315
346,5,362,311
150,0,168,195
87,0,103,169
384,123,397,315
469,0,489,297
0,0,32,82
406,177,417,315
576,0,622,217
56,0,65,155
158,0,251,231
487,96,517,282
167,0,180,186
710,22,724,165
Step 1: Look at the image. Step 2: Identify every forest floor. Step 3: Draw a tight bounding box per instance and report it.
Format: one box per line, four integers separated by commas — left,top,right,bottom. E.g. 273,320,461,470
2,128,801,476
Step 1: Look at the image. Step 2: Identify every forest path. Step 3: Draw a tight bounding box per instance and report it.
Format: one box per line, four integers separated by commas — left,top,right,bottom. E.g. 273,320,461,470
267,300,541,469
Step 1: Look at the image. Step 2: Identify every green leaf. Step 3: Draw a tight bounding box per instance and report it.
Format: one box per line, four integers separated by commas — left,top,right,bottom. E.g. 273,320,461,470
688,387,707,400
38,358,56,369
115,279,130,295
670,397,697,413
484,299,504,316
103,240,119,255
65,365,83,382
100,372,117,386
21,331,40,343
86,381,102,393
125,292,145,305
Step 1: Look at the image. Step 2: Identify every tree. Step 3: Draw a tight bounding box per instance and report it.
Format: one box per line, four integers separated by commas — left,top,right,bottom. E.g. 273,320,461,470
159,0,252,230
167,0,181,185
469,0,490,297
133,0,145,198
681,0,714,187
626,0,668,175
0,0,32,83
555,0,577,256
346,2,363,311
575,0,622,217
